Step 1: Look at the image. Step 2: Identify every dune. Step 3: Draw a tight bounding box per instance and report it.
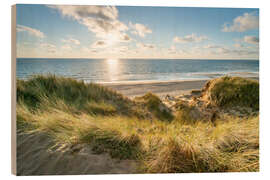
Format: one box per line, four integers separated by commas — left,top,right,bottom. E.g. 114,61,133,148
15,75,259,175
17,131,138,175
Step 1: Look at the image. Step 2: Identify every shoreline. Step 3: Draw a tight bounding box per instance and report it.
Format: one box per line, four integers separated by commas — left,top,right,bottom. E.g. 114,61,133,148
102,77,259,98
99,78,209,85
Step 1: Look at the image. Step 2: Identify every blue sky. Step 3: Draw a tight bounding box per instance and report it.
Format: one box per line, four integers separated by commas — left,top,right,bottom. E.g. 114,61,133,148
16,4,259,59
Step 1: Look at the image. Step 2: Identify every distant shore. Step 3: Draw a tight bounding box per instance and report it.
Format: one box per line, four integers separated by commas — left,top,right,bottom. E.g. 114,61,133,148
102,77,259,98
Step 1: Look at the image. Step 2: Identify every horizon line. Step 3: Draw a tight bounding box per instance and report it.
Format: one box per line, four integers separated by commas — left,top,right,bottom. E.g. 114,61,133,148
16,57,259,61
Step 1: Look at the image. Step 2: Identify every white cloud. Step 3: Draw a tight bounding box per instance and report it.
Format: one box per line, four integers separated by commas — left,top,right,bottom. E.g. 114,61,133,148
173,34,208,43
204,44,222,49
136,42,155,50
40,43,57,53
168,45,176,51
81,47,92,53
234,43,244,48
61,44,72,51
244,36,259,44
109,46,129,54
222,12,259,32
217,47,230,54
49,5,130,45
212,47,258,56
17,25,45,38
129,22,152,37
117,46,128,52
62,38,80,45
40,43,56,49
167,45,177,54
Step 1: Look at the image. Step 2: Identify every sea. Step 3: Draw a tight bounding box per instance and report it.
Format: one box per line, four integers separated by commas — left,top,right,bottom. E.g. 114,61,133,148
16,58,259,83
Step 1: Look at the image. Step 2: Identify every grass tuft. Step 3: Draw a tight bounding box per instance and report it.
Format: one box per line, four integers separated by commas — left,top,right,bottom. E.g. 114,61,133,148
202,76,259,110
174,101,203,124
134,92,174,121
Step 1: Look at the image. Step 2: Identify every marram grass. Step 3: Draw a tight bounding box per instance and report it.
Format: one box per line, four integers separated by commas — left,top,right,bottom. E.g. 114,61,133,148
17,75,259,173
202,76,259,110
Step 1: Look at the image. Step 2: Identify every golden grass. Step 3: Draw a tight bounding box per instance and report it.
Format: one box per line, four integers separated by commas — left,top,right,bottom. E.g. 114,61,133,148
202,76,259,110
16,75,259,173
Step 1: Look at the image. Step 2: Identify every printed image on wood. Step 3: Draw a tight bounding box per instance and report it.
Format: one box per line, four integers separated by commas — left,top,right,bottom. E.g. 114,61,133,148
11,4,259,175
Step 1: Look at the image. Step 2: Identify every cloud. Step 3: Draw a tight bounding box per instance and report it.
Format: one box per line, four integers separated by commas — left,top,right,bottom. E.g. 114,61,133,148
204,44,222,49
136,42,155,50
109,46,129,54
117,46,128,52
91,40,109,49
61,44,72,51
49,5,130,44
121,34,131,41
232,49,258,55
222,12,259,32
62,38,80,45
17,25,45,38
244,36,259,44
234,43,244,48
217,47,230,54
129,22,152,37
173,34,208,43
212,47,258,56
168,45,177,54
168,45,176,51
40,43,56,49
40,43,57,53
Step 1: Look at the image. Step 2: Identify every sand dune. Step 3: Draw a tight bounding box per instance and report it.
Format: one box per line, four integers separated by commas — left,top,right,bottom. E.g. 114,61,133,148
16,76,259,175
17,131,138,175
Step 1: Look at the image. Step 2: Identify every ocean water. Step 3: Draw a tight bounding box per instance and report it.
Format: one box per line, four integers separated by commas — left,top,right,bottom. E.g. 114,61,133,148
16,58,259,83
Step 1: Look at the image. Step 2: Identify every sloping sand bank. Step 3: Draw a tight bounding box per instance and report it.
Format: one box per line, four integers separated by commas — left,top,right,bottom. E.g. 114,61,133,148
17,131,138,175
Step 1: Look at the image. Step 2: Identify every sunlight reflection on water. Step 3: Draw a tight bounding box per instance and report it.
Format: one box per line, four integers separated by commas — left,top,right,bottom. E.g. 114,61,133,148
16,58,259,83
106,58,120,81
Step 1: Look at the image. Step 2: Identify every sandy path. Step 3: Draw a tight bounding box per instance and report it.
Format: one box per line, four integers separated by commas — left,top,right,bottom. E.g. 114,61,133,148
17,132,138,175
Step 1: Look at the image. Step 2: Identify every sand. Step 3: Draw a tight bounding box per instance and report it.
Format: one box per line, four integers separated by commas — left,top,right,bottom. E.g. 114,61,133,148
102,76,259,98
17,131,138,175
102,80,208,99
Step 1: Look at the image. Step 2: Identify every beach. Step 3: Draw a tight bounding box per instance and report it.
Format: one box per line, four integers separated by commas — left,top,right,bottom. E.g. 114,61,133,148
102,77,258,98
102,80,207,98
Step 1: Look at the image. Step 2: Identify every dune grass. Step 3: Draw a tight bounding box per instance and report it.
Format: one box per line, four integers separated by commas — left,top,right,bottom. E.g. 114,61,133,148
17,75,149,118
134,92,174,121
16,75,259,173
202,76,259,110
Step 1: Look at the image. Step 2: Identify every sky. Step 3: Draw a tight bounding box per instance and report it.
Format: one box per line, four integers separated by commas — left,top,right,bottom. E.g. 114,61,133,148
16,4,259,59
